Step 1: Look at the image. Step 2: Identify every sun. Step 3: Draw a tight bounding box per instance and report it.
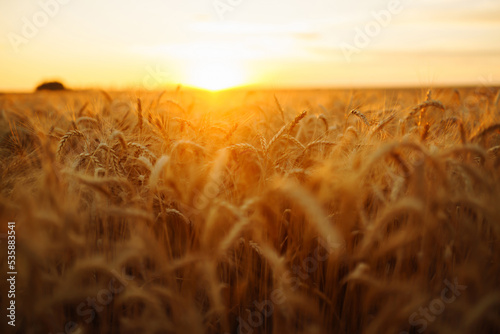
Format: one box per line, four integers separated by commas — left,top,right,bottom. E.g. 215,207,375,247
185,61,247,91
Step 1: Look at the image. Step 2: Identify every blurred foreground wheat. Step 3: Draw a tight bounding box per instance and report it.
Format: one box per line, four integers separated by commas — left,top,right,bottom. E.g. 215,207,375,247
0,87,499,334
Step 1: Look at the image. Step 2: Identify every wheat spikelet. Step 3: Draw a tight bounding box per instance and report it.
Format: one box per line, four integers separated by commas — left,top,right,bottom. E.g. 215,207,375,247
343,262,371,284
344,126,359,139
128,142,158,161
164,99,187,114
75,116,99,128
133,155,154,171
79,152,105,170
160,208,190,226
171,117,196,131
94,167,106,177
416,98,445,127
209,125,226,134
416,100,445,113
57,129,84,155
225,143,261,157
487,145,500,158
266,111,307,154
349,109,370,126
280,134,306,150
265,124,287,154
288,110,308,133
425,89,432,101
318,114,329,133
223,123,239,141
111,130,128,150
258,133,267,150
48,126,65,138
302,140,337,154
148,155,170,188
100,90,113,103
95,141,118,157
408,100,445,122
284,167,310,178
77,102,89,117
274,152,293,167
111,153,124,177
247,240,262,255
370,114,396,136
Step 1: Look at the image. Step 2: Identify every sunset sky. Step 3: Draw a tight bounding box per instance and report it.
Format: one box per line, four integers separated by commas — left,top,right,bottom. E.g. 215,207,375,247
1,0,499,91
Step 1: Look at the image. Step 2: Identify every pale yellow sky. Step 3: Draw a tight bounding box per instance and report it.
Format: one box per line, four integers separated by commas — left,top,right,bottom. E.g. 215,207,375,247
1,0,500,91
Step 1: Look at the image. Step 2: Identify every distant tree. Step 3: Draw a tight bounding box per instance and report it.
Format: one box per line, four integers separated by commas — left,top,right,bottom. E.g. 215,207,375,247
36,81,66,91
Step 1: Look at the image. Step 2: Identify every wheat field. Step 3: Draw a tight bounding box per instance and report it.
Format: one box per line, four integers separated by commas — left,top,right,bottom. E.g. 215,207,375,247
0,87,499,334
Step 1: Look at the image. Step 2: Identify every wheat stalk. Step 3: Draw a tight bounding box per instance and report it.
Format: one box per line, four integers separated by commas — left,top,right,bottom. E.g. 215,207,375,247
274,94,286,123
137,98,143,134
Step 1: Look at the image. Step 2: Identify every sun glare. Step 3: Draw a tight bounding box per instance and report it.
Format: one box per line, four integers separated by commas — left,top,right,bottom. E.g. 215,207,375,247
185,61,247,91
